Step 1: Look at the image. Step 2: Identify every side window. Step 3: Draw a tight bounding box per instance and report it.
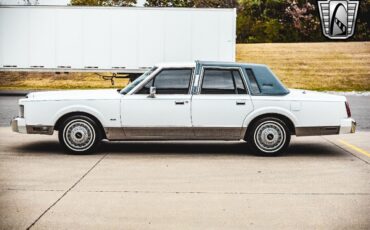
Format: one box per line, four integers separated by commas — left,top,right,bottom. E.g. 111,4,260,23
201,68,247,94
201,69,235,94
136,68,193,94
245,69,261,94
233,70,247,94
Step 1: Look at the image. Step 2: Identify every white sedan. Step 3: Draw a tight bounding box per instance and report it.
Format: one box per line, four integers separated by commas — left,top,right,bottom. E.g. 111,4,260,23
11,61,356,156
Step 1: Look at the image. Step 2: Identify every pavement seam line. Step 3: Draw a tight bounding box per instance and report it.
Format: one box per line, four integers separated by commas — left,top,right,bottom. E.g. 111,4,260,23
323,137,369,165
26,153,109,230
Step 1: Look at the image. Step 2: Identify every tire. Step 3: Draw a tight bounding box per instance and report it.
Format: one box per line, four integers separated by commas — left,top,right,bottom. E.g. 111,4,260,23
246,117,291,156
58,115,102,154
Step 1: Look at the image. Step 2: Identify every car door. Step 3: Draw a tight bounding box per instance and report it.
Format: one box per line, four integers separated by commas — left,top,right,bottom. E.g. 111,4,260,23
121,68,194,138
191,67,254,139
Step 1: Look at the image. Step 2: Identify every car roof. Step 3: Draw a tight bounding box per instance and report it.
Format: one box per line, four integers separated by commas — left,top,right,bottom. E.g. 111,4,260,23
199,61,267,68
154,61,267,68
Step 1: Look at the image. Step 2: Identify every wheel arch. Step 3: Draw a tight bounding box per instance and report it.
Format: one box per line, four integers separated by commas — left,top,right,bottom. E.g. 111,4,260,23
54,112,106,139
243,112,296,139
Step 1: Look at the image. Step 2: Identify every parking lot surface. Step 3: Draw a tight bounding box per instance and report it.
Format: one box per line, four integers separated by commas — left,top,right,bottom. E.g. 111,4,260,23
0,127,369,229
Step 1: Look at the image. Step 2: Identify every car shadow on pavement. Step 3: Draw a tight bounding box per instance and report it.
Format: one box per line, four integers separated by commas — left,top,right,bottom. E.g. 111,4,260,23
13,139,346,157
13,141,66,155
100,141,250,156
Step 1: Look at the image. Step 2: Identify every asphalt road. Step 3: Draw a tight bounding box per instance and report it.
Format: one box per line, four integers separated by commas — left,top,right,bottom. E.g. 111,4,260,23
0,128,369,229
1,95,369,130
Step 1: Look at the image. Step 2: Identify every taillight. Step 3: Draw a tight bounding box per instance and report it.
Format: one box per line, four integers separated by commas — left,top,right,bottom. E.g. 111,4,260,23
345,101,351,118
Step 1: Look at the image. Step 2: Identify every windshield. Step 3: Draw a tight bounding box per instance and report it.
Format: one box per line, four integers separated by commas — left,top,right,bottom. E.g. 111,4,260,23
120,67,157,94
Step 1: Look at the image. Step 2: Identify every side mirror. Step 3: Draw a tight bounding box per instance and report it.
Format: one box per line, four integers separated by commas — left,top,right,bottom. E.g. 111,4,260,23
148,86,156,98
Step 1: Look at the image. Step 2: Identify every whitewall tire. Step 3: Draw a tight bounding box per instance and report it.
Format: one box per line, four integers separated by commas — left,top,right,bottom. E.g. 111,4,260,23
58,115,102,154
246,117,291,156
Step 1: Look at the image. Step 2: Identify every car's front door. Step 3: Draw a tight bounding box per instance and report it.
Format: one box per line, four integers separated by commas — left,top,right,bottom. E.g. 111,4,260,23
121,68,193,138
191,67,254,139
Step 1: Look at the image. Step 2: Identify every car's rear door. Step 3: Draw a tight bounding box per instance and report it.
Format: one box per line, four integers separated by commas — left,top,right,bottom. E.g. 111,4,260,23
191,66,253,139
121,68,194,138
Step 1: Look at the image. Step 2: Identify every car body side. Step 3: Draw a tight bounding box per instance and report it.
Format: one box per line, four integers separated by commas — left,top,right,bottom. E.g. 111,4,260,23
12,61,355,140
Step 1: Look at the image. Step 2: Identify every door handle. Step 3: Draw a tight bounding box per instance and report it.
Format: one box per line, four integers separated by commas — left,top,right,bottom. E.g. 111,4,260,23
236,101,246,105
175,100,185,105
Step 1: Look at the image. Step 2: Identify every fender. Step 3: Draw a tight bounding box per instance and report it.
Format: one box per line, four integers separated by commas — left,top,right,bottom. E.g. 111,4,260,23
52,104,107,127
242,106,298,129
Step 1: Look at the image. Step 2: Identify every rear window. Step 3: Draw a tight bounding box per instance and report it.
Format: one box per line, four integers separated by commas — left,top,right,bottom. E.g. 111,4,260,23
245,66,289,95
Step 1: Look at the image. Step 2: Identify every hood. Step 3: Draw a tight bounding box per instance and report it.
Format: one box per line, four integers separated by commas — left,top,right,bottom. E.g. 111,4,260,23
27,89,121,101
285,89,346,102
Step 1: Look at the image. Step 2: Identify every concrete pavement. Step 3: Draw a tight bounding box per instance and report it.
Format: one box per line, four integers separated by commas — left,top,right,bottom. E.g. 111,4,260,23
0,127,369,229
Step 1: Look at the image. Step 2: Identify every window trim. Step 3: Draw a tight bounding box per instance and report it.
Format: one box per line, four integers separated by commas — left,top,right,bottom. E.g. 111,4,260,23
231,69,248,95
133,67,195,95
244,68,261,95
198,66,249,95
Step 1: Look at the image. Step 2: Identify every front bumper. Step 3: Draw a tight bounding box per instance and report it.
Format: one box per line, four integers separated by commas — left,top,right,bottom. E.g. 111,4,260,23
339,118,356,134
11,117,27,134
11,117,53,135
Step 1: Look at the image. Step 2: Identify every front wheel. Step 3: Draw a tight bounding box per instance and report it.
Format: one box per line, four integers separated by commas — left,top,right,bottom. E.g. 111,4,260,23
246,117,290,156
58,115,102,154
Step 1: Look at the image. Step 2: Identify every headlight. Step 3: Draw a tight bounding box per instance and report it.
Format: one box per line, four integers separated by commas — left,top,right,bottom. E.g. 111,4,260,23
19,105,24,118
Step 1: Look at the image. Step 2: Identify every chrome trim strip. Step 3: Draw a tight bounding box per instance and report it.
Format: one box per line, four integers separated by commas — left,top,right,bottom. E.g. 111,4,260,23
104,127,244,140
193,127,241,139
295,126,340,136
105,128,126,140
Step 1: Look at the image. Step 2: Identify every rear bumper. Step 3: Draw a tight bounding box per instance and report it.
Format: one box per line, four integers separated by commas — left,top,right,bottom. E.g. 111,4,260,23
295,118,356,136
11,117,53,135
339,118,356,134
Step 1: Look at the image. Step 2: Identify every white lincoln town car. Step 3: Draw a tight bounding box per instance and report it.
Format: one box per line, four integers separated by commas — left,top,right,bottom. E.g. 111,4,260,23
11,61,356,156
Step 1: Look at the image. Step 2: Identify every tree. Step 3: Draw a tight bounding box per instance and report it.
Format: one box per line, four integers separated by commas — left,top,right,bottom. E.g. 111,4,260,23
352,0,370,41
71,0,137,7
193,0,237,8
144,0,194,7
144,0,237,8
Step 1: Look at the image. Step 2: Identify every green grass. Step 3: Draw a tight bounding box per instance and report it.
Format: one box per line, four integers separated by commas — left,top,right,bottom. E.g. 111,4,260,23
0,42,369,91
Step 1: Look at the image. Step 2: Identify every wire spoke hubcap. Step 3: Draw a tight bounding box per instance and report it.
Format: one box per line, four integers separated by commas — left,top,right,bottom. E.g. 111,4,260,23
63,119,95,151
254,121,286,153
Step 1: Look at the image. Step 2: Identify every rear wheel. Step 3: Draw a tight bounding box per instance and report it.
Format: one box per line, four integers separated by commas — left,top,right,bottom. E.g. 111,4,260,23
58,115,102,154
246,117,290,156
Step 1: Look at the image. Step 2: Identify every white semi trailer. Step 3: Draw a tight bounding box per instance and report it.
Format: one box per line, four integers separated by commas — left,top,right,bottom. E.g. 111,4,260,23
0,6,236,73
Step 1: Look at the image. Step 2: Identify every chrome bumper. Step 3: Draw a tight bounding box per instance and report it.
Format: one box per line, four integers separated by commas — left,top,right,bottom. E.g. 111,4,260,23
339,118,356,134
295,118,356,136
11,117,53,135
11,117,27,134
